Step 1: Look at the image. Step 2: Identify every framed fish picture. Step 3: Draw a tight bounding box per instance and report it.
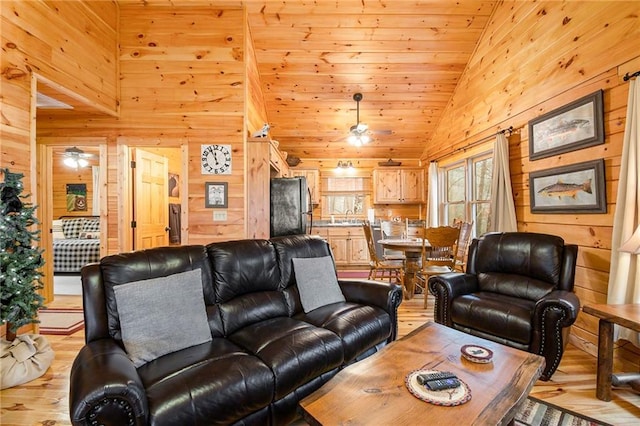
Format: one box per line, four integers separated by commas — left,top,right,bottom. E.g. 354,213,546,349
528,90,604,160
530,159,606,213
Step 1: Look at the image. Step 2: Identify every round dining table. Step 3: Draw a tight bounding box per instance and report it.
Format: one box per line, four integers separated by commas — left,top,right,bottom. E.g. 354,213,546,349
377,238,426,299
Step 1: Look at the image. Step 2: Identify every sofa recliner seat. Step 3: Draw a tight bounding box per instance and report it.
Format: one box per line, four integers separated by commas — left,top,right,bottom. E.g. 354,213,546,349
69,235,402,425
428,232,580,381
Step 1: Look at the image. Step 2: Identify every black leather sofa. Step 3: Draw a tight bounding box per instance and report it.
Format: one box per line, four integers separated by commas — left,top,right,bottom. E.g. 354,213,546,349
428,232,580,380
69,235,402,425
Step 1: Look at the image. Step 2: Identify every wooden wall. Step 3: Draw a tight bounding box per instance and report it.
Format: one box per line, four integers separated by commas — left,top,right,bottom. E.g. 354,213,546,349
1,0,118,333
37,4,251,248
423,1,640,369
51,153,96,219
1,0,118,188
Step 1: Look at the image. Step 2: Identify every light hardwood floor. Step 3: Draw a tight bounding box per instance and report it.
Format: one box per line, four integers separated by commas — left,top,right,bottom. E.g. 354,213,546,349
1,294,639,425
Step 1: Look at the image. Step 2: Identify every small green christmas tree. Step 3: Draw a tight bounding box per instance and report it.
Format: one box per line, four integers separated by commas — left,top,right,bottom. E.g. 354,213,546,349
1,168,46,342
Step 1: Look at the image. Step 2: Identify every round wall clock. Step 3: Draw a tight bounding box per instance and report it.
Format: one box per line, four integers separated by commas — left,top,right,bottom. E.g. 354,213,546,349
201,144,232,175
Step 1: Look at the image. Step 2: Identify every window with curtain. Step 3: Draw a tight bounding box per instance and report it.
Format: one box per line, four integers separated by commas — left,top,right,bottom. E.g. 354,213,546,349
439,151,493,237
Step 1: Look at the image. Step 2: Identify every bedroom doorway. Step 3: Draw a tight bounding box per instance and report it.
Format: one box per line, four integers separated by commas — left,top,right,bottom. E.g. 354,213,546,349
36,141,108,298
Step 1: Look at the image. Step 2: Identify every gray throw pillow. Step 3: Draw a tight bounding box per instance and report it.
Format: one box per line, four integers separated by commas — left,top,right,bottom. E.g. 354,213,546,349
292,256,345,313
113,268,212,367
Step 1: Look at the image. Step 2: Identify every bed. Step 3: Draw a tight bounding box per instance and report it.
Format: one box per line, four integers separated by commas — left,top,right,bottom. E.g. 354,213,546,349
52,216,101,273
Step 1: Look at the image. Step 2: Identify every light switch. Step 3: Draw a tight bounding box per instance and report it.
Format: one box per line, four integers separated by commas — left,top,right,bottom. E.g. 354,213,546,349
213,210,227,221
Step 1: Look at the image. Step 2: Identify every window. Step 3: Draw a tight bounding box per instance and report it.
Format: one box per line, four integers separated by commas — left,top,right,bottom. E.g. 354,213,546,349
440,151,493,237
322,177,370,218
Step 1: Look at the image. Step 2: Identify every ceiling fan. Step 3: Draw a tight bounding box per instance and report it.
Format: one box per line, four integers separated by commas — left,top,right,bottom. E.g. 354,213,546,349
60,146,95,168
346,93,391,146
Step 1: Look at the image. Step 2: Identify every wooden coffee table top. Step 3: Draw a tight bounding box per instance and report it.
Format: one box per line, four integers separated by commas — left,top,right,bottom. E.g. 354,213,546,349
299,321,545,425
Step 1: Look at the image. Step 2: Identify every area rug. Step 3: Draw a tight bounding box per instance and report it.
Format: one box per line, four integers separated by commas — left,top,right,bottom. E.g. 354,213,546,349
515,396,612,426
38,308,84,335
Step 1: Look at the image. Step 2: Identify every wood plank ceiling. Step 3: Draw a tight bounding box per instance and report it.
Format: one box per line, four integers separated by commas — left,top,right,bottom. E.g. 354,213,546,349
245,1,497,160
40,1,497,161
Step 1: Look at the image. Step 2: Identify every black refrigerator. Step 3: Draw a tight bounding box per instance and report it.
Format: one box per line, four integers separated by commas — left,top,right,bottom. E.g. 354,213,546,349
270,177,312,237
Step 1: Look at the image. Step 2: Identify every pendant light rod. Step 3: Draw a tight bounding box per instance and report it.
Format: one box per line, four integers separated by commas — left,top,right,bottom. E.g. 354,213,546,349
353,93,363,126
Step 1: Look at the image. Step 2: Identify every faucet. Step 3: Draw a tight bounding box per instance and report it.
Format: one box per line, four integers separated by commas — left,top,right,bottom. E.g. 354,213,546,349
344,209,353,222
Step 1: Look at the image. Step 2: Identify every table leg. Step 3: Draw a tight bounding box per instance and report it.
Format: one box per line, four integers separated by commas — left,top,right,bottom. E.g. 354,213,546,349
403,253,421,300
595,318,614,401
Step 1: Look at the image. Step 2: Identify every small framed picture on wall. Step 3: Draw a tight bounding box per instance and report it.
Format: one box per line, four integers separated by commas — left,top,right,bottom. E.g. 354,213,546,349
205,182,228,208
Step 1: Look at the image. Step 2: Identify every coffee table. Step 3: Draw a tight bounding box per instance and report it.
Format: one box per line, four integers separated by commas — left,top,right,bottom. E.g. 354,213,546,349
299,322,545,425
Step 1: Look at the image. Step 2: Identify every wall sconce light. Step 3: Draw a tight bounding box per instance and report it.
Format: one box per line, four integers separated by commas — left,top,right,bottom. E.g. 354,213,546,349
620,225,640,254
335,160,354,173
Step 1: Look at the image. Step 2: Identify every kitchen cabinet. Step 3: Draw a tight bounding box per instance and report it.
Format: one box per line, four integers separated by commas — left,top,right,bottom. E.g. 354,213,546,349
373,168,425,204
290,169,319,205
269,141,289,177
326,226,368,267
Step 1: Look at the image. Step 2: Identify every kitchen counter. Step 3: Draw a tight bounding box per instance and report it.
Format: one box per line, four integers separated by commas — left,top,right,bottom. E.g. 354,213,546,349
314,222,364,227
312,220,425,228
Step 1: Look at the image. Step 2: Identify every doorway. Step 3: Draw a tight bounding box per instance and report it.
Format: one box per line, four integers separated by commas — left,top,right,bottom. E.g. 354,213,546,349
119,144,185,252
36,141,107,298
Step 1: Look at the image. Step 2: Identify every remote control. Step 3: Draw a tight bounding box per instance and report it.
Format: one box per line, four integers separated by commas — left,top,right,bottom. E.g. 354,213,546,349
425,377,461,391
416,371,457,385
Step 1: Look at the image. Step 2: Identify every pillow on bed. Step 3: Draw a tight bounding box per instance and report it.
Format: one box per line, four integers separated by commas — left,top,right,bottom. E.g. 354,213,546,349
81,218,100,233
61,218,85,239
113,268,212,367
52,220,65,240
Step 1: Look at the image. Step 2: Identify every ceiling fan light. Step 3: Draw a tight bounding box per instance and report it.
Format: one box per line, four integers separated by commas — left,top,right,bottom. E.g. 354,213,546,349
78,158,89,168
356,123,368,132
347,134,358,145
361,134,370,144
64,157,78,168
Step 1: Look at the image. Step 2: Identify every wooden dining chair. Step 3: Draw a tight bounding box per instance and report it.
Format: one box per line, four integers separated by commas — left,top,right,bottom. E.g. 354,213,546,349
416,226,460,308
380,220,406,260
362,221,405,286
453,220,473,272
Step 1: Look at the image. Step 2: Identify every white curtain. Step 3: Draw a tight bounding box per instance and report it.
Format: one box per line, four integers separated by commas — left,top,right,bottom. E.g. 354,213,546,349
427,162,439,227
488,132,517,232
608,78,640,346
92,165,100,216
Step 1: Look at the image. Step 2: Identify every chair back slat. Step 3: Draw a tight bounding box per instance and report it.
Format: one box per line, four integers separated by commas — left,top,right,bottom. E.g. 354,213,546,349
453,221,473,271
421,226,460,268
362,221,380,263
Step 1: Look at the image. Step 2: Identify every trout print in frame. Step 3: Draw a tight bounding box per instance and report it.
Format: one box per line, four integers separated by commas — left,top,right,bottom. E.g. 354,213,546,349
529,159,606,213
528,90,604,161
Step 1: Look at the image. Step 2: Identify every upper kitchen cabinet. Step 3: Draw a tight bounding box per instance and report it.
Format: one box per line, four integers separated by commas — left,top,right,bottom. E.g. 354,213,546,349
373,168,425,204
290,169,320,205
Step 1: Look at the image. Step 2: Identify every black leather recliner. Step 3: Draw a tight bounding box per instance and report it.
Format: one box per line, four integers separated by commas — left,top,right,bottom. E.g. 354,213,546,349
428,232,580,380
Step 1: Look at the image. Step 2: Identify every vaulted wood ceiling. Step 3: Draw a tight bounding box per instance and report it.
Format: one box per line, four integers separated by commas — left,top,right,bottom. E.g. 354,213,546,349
244,1,497,160
40,1,498,161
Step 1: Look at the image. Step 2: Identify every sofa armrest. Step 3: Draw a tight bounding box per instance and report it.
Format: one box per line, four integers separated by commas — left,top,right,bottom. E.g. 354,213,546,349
69,339,148,426
531,290,581,380
534,290,581,327
338,279,403,341
427,273,479,325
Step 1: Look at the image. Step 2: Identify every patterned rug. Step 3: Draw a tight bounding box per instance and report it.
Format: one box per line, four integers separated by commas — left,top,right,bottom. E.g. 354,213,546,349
515,396,612,426
38,308,84,335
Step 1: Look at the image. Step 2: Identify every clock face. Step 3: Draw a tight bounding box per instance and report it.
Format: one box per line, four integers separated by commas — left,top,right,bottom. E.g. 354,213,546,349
201,144,232,175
